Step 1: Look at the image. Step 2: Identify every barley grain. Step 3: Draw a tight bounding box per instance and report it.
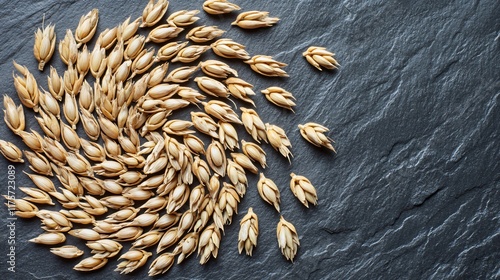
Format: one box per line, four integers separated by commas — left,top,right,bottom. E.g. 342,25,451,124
266,123,292,162
75,9,99,45
257,173,281,212
241,140,267,168
303,46,339,70
167,10,200,27
225,77,255,106
0,140,24,163
261,86,296,112
298,122,336,152
155,41,188,62
200,60,237,79
74,256,108,271
203,0,240,15
232,11,279,29
238,207,258,256
211,38,250,60
276,216,300,262
29,232,66,245
244,55,288,77
172,45,211,63
50,245,84,259
2,95,25,134
240,107,267,143
19,186,54,205
34,23,56,71
141,0,170,28
146,24,183,44
149,252,175,276
186,25,225,43
198,224,221,264
58,29,78,65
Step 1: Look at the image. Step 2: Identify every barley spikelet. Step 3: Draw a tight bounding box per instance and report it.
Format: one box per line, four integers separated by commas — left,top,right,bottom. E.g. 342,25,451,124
276,216,300,262
303,46,340,70
290,173,318,207
34,23,56,71
203,0,240,15
298,122,336,152
238,207,258,256
232,11,279,29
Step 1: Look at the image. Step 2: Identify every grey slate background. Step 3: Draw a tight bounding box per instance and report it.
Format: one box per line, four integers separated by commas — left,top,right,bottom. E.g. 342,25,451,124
0,0,499,279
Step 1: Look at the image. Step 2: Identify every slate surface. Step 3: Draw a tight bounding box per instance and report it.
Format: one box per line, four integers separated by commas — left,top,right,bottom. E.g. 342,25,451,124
0,0,499,279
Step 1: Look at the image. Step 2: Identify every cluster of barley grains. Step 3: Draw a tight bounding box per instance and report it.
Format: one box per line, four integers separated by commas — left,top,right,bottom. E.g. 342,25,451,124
0,0,340,277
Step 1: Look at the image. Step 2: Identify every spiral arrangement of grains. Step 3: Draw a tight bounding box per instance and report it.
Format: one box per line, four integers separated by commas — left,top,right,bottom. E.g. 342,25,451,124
1,0,339,275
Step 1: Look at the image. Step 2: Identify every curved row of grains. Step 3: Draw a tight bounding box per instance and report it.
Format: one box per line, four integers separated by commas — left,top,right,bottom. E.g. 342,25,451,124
1,0,339,276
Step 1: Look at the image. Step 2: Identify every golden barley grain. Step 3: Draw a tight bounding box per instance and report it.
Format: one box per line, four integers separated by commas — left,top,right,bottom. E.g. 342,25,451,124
232,11,279,29
3,95,25,134
30,232,66,245
120,16,141,43
198,224,221,264
167,10,200,27
241,107,267,143
96,27,117,50
203,0,240,15
186,25,225,43
266,123,293,162
202,100,241,124
75,9,99,45
261,86,296,112
124,35,146,60
0,139,24,163
4,197,38,218
74,256,108,271
87,239,123,258
257,173,281,212
141,0,170,28
58,29,78,66
47,66,64,101
173,232,199,264
19,186,54,205
171,45,211,63
146,24,184,44
24,150,52,176
244,55,288,77
155,41,188,62
277,216,300,262
164,65,200,83
238,207,258,256
34,23,56,71
200,60,237,79
13,61,40,111
298,122,336,152
290,173,318,207
303,46,339,70
231,152,258,174
241,139,267,168
226,159,247,197
50,245,84,259
149,252,175,276
211,38,250,60
225,77,256,106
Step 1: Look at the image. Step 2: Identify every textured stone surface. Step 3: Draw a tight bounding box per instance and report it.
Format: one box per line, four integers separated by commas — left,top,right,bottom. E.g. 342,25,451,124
0,0,499,279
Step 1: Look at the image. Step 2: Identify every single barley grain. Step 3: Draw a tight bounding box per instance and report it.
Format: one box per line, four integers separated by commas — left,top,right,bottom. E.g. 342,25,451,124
298,122,336,152
257,173,281,212
203,0,240,15
303,46,339,70
238,207,258,256
232,11,279,29
277,216,300,262
34,23,56,71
